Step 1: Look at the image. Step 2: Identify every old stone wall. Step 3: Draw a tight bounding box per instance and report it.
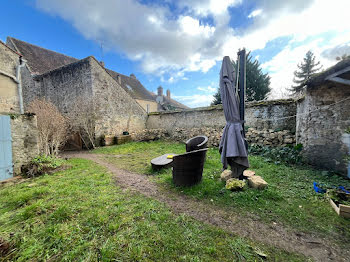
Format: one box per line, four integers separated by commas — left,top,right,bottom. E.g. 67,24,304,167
90,58,147,138
21,57,147,143
0,42,20,113
28,58,93,113
10,114,39,174
131,127,295,148
296,84,350,174
147,99,296,132
144,99,296,147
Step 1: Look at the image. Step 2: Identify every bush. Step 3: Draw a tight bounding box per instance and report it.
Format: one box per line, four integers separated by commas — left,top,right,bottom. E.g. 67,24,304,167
248,144,304,165
28,99,68,155
21,155,65,178
225,178,246,191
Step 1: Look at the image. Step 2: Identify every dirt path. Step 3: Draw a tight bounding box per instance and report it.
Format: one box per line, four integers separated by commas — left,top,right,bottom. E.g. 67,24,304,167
63,152,349,262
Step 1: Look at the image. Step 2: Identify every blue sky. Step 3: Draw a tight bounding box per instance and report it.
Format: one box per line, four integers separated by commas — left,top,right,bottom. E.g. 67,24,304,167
1,0,350,107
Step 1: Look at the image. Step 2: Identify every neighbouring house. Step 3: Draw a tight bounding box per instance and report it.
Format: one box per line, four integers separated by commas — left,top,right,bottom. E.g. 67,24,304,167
6,37,187,113
297,58,350,175
0,41,39,180
153,86,189,111
5,37,150,142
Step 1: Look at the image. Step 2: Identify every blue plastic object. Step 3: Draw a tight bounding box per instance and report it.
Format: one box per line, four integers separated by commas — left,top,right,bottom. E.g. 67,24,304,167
338,186,350,194
313,182,327,193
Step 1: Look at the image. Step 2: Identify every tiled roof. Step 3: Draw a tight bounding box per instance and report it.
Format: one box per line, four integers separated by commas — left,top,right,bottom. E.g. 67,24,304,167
306,57,350,88
7,37,78,75
150,93,189,110
106,69,155,101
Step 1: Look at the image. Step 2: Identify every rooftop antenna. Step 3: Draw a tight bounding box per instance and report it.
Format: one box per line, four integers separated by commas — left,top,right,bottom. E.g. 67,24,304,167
99,40,104,63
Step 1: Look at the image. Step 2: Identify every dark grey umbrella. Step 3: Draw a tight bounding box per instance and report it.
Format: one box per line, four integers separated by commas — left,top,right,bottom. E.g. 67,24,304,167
219,56,249,170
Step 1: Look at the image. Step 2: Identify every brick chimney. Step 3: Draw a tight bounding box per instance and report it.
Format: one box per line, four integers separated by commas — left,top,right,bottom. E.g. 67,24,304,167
157,86,163,96
166,89,171,99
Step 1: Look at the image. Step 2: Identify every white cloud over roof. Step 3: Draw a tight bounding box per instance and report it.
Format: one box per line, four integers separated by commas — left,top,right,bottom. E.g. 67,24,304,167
35,0,350,104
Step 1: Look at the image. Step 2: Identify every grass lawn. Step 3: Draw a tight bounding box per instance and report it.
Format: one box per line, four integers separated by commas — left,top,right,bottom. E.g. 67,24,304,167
0,158,304,261
94,141,350,245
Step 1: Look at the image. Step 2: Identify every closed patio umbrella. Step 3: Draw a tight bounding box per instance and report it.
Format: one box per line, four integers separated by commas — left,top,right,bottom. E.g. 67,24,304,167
219,56,249,174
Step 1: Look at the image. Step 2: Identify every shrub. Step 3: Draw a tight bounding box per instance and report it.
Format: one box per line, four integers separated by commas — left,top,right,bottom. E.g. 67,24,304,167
68,96,100,149
248,144,304,165
225,178,246,191
21,155,64,178
28,99,68,155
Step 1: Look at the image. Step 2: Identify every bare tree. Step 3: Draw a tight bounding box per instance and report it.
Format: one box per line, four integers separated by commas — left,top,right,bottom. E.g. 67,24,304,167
28,98,68,156
68,95,100,149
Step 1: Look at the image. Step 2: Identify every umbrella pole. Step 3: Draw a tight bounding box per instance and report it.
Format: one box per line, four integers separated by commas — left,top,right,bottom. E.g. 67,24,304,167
237,49,248,151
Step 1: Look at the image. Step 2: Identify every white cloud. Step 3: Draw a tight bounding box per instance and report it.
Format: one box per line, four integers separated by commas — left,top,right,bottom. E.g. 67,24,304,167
248,9,262,18
35,0,350,95
261,38,338,99
35,0,236,77
197,83,217,93
173,94,215,108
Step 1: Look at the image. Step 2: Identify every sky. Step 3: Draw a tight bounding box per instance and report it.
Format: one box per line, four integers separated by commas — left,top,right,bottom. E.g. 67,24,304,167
1,0,350,108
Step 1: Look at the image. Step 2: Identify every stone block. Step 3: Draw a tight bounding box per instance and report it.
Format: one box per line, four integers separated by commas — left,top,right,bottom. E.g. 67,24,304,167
248,175,268,189
243,170,255,179
220,170,232,182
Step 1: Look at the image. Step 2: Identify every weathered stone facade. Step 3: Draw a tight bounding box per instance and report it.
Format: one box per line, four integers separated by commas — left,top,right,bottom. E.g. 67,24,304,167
0,41,20,113
297,84,350,174
21,56,147,142
90,58,147,137
10,114,39,174
245,99,296,132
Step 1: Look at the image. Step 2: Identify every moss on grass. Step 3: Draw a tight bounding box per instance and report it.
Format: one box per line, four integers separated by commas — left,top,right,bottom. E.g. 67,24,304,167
0,158,304,261
95,141,350,247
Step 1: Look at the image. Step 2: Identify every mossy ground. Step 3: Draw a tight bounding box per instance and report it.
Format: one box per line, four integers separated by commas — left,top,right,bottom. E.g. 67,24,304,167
95,140,350,246
0,159,304,261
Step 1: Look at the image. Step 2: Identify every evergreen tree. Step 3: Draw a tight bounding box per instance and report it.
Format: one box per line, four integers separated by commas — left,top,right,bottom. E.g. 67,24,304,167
290,50,322,94
211,52,271,105
211,88,222,105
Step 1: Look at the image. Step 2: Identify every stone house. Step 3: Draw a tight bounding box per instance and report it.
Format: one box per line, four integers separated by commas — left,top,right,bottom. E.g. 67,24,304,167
153,86,189,111
0,41,39,180
6,37,187,114
297,58,350,175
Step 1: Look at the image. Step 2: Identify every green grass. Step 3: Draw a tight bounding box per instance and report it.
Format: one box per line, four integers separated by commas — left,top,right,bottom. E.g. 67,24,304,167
95,141,350,245
0,158,304,261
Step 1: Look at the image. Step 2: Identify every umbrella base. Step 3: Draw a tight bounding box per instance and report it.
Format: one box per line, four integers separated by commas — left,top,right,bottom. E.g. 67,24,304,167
227,158,247,180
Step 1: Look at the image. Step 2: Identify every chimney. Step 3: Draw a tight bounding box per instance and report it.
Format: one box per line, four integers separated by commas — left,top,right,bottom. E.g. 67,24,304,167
166,89,171,99
157,86,163,96
130,73,136,79
117,74,121,85
100,61,105,67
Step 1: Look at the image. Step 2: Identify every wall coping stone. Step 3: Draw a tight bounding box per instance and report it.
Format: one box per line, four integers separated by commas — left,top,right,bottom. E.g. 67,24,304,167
148,98,296,116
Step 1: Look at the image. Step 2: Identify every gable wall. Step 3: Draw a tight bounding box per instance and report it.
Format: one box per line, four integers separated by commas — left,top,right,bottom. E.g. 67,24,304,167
90,58,147,138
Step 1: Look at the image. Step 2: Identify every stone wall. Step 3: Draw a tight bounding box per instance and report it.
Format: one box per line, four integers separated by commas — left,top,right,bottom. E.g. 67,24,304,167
131,127,295,148
144,99,296,147
22,57,147,143
90,58,147,137
29,58,93,113
296,84,350,174
147,99,296,132
10,114,39,174
0,42,20,113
